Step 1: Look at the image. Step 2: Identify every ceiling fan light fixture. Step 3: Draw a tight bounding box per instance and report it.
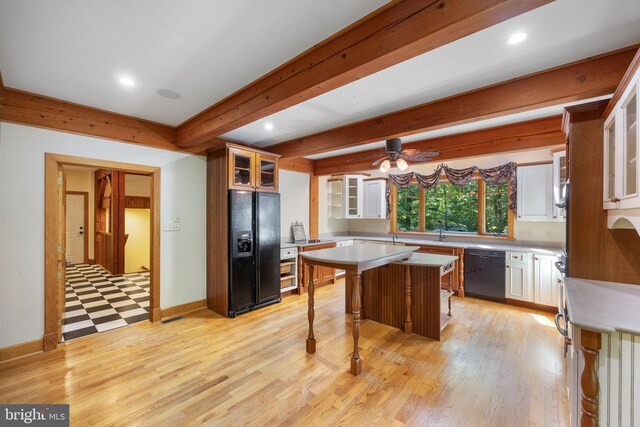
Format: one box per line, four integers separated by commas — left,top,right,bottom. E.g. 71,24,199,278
396,158,409,171
379,159,391,174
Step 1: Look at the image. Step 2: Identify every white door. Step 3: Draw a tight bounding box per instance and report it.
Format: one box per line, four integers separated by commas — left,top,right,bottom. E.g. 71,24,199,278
65,194,85,264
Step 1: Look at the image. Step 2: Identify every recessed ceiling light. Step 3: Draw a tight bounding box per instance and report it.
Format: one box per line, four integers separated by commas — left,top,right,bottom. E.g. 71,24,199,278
264,123,274,131
156,89,181,99
118,75,135,87
507,32,527,45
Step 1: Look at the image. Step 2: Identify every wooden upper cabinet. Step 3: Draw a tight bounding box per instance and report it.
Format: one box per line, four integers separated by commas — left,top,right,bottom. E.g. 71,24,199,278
256,153,279,192
227,145,280,192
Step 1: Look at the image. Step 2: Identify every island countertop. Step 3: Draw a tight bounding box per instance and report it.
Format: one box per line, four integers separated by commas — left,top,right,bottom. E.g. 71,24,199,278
299,243,420,273
565,277,640,335
394,253,458,267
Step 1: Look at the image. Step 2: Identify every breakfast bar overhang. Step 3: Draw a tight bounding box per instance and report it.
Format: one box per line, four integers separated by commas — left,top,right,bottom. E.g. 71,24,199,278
300,243,458,376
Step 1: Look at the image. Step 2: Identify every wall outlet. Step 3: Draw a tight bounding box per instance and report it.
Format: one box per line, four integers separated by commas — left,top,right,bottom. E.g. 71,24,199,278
162,221,180,232
545,229,553,239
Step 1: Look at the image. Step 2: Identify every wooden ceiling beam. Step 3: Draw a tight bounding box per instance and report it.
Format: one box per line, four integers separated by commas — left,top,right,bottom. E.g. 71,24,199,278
313,115,564,175
279,157,315,175
0,88,179,151
271,46,636,159
175,0,554,149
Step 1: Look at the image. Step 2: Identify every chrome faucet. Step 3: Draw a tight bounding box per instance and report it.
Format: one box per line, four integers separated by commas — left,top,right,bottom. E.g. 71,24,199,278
392,234,399,245
438,221,446,241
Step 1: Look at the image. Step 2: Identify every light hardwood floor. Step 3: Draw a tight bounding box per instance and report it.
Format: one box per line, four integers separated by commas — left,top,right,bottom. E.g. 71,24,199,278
0,280,568,426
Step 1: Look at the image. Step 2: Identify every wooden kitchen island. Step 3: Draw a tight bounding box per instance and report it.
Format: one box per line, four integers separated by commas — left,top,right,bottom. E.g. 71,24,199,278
300,243,457,376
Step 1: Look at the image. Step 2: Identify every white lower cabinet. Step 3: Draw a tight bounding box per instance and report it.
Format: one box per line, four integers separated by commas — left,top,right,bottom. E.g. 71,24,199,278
533,255,558,306
505,252,557,307
505,252,533,301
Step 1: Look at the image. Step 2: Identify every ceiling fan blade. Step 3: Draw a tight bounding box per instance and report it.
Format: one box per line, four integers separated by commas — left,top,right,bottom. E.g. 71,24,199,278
401,149,440,157
399,152,434,162
371,157,388,166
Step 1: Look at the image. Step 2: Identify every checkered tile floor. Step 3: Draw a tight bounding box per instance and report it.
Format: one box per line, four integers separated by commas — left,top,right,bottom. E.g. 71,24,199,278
63,264,150,341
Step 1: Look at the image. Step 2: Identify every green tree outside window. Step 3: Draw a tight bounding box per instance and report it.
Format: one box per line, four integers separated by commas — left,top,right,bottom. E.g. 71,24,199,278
396,185,419,231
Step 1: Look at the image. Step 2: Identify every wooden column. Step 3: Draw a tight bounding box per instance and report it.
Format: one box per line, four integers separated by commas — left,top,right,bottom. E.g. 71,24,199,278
580,329,601,427
350,273,363,376
404,265,412,334
309,175,319,240
306,265,316,354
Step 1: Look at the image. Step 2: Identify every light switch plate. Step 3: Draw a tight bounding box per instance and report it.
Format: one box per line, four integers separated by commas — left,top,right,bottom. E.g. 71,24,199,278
162,221,180,232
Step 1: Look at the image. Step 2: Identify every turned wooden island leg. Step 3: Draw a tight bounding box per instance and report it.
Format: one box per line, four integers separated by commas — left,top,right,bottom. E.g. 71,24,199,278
580,329,601,427
306,265,316,354
404,265,412,334
350,273,363,376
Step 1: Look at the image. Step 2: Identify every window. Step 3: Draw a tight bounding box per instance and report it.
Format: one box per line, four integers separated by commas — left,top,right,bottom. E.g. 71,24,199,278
396,185,420,231
484,182,509,235
393,178,513,238
425,181,478,233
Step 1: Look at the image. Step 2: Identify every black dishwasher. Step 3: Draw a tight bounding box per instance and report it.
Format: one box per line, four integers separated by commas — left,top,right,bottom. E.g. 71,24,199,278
464,250,506,302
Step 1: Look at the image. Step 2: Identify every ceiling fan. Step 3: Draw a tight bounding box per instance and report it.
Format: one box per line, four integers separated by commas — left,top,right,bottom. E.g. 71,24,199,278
348,138,439,173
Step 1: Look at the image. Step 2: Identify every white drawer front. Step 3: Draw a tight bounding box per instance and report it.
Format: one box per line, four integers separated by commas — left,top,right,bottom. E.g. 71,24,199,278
280,247,298,258
507,252,526,262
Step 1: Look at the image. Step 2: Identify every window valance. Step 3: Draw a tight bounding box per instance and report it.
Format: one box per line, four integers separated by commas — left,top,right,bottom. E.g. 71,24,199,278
386,162,517,216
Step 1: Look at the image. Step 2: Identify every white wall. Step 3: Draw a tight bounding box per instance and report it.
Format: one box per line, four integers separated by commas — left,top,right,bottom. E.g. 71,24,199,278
279,169,310,241
0,123,207,347
318,147,566,243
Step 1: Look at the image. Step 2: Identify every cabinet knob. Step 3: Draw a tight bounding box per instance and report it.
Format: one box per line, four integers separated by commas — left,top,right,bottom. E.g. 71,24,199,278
610,197,621,203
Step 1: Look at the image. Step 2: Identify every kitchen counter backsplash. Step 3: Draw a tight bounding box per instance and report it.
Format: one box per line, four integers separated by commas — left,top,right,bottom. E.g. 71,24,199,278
282,232,562,254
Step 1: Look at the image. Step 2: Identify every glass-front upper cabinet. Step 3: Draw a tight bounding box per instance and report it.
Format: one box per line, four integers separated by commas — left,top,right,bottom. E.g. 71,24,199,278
602,62,640,233
227,146,280,192
228,147,255,190
552,150,567,220
622,88,638,201
347,177,359,218
256,153,279,192
603,116,619,210
342,175,363,219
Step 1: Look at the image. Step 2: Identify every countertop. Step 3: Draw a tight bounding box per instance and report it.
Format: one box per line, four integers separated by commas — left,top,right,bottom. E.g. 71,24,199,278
299,243,419,273
283,234,562,256
394,253,458,267
565,277,640,335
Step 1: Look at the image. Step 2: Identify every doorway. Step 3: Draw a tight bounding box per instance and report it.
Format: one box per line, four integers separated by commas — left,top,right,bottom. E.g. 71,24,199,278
44,153,160,351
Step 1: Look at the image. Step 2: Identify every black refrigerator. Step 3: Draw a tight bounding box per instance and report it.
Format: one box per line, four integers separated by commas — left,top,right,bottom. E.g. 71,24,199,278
228,190,281,317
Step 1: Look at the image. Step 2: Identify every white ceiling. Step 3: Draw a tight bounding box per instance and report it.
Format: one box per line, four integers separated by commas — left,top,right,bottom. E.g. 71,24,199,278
0,0,388,125
1,0,640,161
223,0,640,154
